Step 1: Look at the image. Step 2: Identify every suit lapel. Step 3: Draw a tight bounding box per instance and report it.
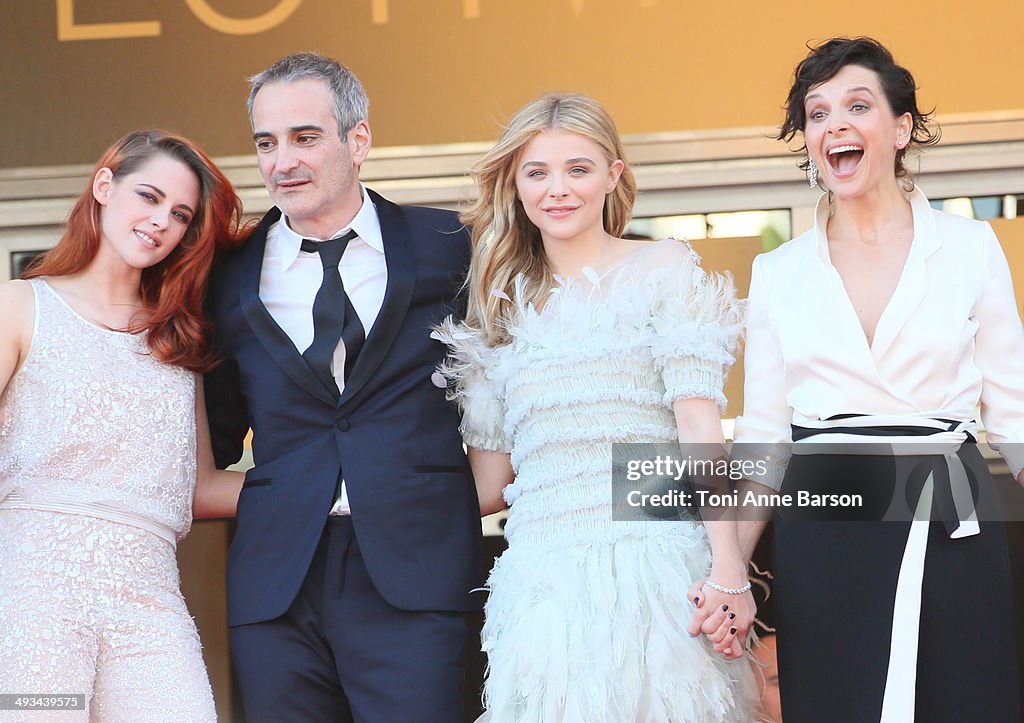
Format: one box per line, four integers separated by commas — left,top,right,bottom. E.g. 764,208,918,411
339,190,416,408
238,207,338,406
870,190,940,362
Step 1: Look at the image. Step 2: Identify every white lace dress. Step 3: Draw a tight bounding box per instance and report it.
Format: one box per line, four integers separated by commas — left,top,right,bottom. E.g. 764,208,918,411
0,278,215,722
439,240,757,723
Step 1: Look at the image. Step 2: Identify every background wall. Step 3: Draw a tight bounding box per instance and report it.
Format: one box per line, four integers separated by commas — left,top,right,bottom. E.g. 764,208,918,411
3,0,1023,168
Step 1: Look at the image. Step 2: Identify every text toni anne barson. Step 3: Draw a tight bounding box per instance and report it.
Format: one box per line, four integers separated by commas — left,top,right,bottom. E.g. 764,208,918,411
626,488,865,509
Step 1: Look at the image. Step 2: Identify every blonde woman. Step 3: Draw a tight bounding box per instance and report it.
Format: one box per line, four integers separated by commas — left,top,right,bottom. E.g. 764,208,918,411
437,94,756,722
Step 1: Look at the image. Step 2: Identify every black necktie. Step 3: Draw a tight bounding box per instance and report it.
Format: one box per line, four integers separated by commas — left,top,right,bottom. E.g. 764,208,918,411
301,230,364,397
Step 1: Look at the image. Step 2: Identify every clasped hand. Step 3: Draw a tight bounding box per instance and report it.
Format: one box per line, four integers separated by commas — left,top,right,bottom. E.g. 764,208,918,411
685,578,755,659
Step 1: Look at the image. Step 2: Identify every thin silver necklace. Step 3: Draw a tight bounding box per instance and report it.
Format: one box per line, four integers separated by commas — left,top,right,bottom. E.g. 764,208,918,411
588,235,613,270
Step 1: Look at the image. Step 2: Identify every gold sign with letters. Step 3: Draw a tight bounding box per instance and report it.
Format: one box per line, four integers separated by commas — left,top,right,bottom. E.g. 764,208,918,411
56,0,305,40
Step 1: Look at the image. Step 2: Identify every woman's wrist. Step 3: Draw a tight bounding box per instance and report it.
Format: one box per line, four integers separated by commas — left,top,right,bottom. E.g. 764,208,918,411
708,560,747,588
703,579,752,595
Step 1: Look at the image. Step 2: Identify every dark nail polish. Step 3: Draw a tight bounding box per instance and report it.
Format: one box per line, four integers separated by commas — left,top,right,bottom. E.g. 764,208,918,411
730,627,737,635
728,612,736,620
721,604,729,612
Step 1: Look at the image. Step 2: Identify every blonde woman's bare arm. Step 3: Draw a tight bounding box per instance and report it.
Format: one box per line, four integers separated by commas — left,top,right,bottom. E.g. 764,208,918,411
468,447,514,517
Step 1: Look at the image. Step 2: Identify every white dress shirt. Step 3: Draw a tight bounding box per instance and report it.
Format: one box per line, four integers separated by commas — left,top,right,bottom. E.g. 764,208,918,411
259,186,387,514
734,187,1024,485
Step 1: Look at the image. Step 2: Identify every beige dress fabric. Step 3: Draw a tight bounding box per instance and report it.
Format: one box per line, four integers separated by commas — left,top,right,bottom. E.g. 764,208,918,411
0,279,215,722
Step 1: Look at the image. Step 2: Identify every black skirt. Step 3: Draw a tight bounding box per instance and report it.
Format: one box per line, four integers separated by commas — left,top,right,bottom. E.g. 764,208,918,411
772,444,1020,723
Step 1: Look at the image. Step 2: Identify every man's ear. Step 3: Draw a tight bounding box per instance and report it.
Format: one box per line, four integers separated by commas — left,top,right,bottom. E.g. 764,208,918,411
349,121,372,167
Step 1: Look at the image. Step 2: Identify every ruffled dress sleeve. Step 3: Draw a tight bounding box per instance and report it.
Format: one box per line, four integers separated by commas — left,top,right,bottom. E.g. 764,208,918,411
646,240,745,411
432,319,512,453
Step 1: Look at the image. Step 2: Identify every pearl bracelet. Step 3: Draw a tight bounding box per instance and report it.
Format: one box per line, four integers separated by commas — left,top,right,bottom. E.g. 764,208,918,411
703,579,751,595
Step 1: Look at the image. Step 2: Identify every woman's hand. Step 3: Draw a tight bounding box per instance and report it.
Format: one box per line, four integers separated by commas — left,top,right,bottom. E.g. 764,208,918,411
687,574,755,659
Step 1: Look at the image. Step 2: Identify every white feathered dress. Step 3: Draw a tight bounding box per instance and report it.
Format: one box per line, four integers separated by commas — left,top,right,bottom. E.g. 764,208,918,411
437,239,757,723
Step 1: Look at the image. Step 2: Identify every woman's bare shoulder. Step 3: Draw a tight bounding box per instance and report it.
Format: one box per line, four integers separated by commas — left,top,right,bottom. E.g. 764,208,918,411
0,279,34,315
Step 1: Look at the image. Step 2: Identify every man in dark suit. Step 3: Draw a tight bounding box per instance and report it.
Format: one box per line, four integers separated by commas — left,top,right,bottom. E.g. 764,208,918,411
205,52,482,722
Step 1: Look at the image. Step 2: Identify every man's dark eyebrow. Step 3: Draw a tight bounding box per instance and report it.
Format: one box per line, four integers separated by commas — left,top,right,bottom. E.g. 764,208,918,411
252,125,325,142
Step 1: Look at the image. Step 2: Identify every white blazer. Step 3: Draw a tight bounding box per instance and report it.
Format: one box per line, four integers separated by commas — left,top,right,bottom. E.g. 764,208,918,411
734,187,1024,486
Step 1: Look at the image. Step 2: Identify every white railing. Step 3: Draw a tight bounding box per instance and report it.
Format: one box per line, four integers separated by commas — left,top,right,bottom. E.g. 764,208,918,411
2,108,1022,277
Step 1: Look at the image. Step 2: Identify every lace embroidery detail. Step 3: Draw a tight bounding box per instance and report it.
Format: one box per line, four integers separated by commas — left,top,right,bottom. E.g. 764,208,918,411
0,278,197,540
0,510,216,721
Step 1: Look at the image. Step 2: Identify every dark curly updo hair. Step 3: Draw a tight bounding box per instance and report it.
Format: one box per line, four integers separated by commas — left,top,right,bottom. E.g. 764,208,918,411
777,37,940,182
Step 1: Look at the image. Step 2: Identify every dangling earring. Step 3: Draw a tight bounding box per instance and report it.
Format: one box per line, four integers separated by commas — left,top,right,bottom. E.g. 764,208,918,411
807,157,819,188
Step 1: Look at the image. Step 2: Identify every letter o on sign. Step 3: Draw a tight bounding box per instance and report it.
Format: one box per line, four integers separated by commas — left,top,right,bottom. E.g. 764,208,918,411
185,0,303,35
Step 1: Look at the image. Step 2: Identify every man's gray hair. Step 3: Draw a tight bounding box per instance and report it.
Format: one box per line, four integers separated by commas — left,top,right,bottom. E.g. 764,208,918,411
247,52,369,137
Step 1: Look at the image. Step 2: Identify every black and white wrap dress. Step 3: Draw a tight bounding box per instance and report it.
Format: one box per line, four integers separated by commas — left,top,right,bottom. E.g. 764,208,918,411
734,187,1024,723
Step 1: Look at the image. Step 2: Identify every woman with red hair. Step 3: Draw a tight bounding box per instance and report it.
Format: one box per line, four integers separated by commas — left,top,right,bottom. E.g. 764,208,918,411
0,129,247,720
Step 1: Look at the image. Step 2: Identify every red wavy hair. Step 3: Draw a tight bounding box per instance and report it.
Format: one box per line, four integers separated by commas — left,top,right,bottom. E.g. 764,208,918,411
23,130,247,372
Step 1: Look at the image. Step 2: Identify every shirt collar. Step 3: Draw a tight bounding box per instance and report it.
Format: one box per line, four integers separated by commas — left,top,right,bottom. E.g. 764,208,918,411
276,184,384,270
812,185,936,264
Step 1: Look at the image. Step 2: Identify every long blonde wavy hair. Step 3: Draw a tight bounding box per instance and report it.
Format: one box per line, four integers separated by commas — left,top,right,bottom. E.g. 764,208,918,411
461,93,637,347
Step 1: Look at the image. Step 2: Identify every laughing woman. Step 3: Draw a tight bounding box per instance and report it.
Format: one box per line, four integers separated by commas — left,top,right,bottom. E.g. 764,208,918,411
0,130,246,721
437,93,756,722
734,38,1024,722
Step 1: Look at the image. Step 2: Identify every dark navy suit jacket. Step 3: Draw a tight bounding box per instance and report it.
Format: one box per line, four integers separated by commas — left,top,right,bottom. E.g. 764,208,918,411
205,189,483,627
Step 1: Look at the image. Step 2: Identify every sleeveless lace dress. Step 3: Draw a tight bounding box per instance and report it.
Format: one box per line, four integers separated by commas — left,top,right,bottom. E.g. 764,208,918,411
0,278,216,722
437,240,757,722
